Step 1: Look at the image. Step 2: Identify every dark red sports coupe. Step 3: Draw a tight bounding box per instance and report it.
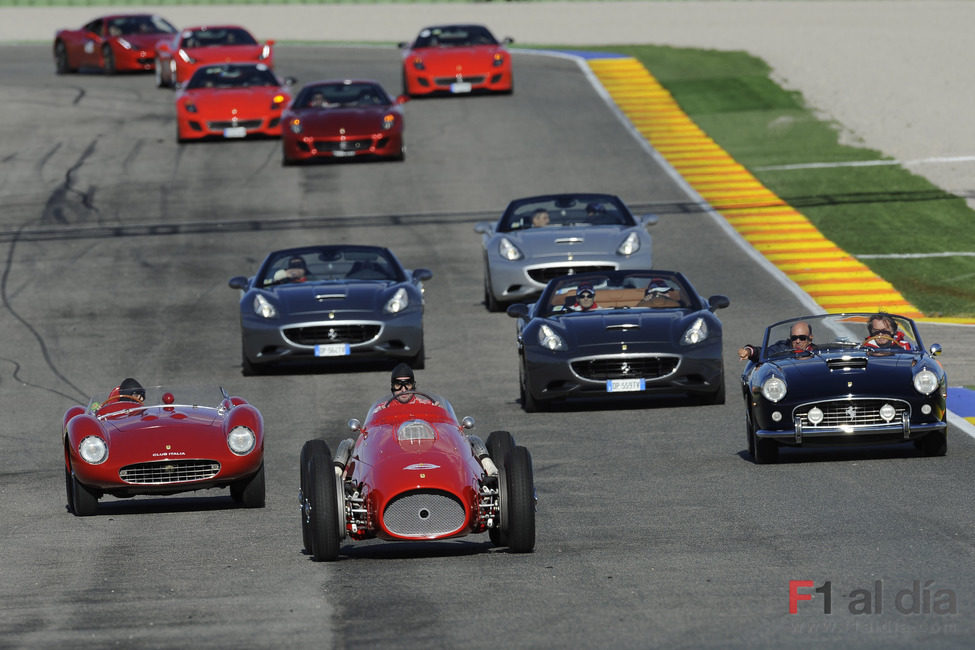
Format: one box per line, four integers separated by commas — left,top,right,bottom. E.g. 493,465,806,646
175,62,292,142
281,79,406,164
63,384,265,516
54,14,178,75
154,24,274,88
299,392,536,561
399,24,514,97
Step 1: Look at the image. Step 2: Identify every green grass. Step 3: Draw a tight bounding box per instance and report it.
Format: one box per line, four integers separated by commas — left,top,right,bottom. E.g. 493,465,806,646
572,44,975,318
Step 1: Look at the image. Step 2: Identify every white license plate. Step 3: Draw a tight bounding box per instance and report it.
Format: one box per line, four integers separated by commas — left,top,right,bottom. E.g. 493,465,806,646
223,126,247,138
606,378,645,393
450,82,472,94
314,343,350,357
332,150,356,157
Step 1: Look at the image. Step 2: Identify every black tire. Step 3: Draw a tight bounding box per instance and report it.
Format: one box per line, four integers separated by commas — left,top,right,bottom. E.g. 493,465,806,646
484,273,502,312
745,412,755,459
71,473,99,516
308,442,341,561
486,430,515,546
700,376,725,405
54,41,72,74
409,339,425,370
102,45,116,75
154,58,165,88
64,466,75,512
519,359,544,412
241,347,263,376
230,463,266,508
753,437,779,465
915,430,947,457
300,439,329,553
502,446,535,553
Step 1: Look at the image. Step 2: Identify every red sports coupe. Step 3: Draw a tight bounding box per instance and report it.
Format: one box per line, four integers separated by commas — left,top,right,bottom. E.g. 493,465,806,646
154,24,274,88
175,63,292,142
281,79,406,164
63,384,265,516
399,24,514,97
299,391,536,561
54,14,178,75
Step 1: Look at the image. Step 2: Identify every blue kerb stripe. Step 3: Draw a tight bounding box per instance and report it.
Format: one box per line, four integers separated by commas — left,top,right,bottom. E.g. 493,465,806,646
947,387,975,417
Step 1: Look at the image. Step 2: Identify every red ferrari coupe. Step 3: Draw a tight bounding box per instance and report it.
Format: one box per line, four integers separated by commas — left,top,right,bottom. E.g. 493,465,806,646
54,14,178,75
299,391,536,561
399,24,514,97
175,63,292,142
154,24,274,88
281,80,406,164
63,383,265,516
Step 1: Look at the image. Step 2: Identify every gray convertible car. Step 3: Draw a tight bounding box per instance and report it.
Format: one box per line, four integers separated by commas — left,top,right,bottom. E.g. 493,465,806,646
474,193,656,311
229,245,432,374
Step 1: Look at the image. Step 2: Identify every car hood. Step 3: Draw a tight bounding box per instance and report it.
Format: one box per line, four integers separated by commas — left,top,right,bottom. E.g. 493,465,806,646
506,227,633,260
183,87,284,110
767,351,926,397
291,108,394,134
554,310,694,349
413,46,503,72
269,282,395,315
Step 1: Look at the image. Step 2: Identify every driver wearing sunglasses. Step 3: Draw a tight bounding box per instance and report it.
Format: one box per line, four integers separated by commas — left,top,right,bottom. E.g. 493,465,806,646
738,320,816,362
567,283,600,312
863,312,912,350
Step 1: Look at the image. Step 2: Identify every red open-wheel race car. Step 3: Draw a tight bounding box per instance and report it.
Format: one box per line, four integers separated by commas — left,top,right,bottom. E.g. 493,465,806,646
299,391,536,561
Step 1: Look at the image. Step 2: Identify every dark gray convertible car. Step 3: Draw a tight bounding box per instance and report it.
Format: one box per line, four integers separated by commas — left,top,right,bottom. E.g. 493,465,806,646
229,245,432,374
506,269,729,411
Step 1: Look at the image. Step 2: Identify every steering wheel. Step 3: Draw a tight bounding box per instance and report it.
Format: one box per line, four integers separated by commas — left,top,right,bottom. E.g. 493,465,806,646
383,390,438,408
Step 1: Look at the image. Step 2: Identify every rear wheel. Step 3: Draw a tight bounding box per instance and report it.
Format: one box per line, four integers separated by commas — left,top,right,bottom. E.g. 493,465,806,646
487,431,515,546
308,442,341,561
101,45,116,75
71,474,99,516
519,359,544,412
915,430,947,457
300,439,330,553
501,446,535,553
231,464,266,508
154,58,165,87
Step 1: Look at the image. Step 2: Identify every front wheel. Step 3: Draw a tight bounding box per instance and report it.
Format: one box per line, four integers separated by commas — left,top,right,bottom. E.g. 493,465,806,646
753,436,779,465
487,430,515,547
230,463,266,508
71,473,99,516
54,41,73,74
501,446,535,553
915,430,947,457
300,439,329,553
308,442,341,561
154,58,165,87
484,273,501,312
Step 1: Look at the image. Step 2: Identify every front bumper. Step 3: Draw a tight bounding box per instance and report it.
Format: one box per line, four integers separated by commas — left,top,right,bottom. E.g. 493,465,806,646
406,68,511,96
283,131,403,162
178,114,283,141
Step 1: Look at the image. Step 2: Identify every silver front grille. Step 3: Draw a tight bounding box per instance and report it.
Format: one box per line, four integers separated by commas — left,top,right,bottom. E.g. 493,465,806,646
795,399,910,428
383,490,466,537
119,459,220,484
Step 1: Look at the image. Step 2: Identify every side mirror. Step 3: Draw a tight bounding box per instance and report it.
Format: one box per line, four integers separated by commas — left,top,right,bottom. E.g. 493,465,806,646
503,37,514,45
707,295,730,311
507,303,530,319
397,41,408,49
228,276,249,290
929,343,942,357
461,416,475,430
640,214,659,227
473,221,494,234
412,268,433,282
348,418,362,432
283,76,297,86
395,94,408,105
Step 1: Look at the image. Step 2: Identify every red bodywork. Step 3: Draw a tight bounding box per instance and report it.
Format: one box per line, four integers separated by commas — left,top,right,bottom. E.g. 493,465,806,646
53,14,178,74
154,25,273,88
281,79,406,163
175,78,291,142
343,398,490,541
401,25,513,97
63,390,264,500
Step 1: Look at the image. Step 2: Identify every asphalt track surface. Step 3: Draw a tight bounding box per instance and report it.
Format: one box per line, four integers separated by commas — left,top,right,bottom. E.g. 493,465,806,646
3,45,975,648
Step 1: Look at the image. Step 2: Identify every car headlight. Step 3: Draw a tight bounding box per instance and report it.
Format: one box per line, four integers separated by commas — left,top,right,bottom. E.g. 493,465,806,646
78,436,108,465
616,231,641,256
382,112,396,130
498,237,522,261
227,426,256,455
680,317,708,345
411,57,425,70
913,369,939,395
289,118,302,134
538,324,565,351
761,376,787,403
385,287,409,313
253,294,277,319
183,101,197,114
177,48,194,64
271,94,286,110
492,52,505,67
117,37,132,50
260,44,272,60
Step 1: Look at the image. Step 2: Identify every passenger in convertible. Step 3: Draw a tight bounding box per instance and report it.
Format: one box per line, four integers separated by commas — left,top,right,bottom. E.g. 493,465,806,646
738,320,816,362
637,277,682,308
566,283,599,312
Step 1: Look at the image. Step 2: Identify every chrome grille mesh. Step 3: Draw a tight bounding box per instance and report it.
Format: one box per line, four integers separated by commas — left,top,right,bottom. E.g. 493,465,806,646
383,490,466,537
119,460,220,484
283,324,380,345
572,355,679,381
795,399,910,428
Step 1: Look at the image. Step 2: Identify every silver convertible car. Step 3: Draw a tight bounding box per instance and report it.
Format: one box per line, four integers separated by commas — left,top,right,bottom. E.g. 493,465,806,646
474,193,656,311
229,245,432,374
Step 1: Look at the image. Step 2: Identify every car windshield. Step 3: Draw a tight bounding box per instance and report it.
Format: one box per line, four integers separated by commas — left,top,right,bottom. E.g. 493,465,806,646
498,194,635,232
541,271,693,316
181,27,257,48
413,25,498,48
295,82,390,109
107,15,177,35
85,385,233,415
186,64,278,89
761,313,920,359
258,246,403,286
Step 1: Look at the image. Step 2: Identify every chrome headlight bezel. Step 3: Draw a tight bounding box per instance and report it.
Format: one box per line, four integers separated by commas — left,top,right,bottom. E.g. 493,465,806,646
385,287,409,314
78,436,108,465
913,368,939,395
680,317,708,345
761,376,787,403
227,426,256,456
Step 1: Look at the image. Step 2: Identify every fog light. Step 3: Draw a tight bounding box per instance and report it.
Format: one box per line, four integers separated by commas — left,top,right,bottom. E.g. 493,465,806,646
921,404,932,415
879,403,896,422
771,411,782,422
807,407,824,425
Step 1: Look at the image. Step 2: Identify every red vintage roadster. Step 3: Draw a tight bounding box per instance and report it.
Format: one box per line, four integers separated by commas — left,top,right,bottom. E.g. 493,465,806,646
63,385,265,516
299,392,535,561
